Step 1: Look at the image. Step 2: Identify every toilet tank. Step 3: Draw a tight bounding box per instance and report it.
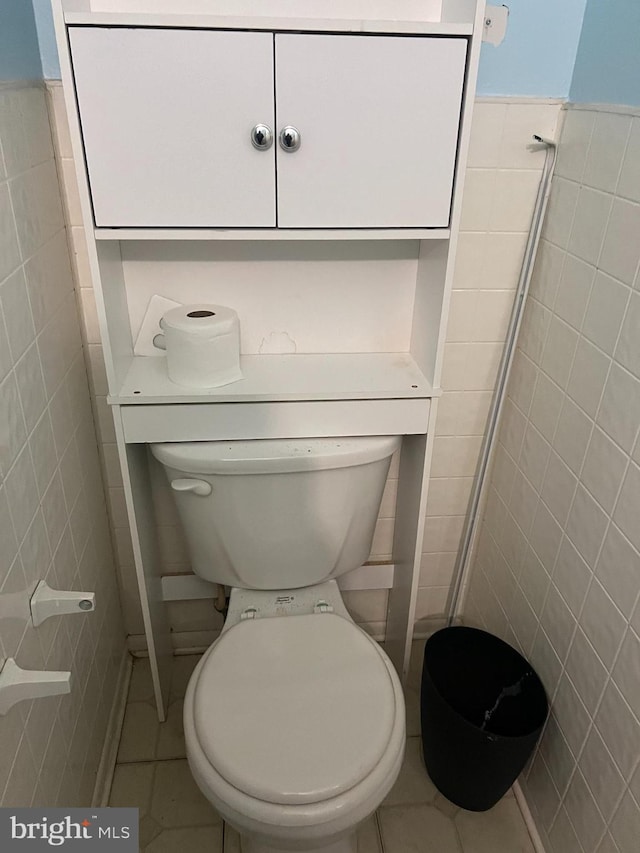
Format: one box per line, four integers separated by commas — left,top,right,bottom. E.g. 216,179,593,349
151,436,400,590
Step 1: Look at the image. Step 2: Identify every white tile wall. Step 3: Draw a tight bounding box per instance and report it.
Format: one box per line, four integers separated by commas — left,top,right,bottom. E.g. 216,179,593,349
464,105,640,853
415,99,561,631
49,84,561,644
0,84,125,807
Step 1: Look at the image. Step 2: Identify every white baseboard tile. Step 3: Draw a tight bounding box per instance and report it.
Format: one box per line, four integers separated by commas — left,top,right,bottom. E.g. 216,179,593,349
513,780,547,853
357,621,386,641
92,649,133,807
171,629,220,652
413,617,448,639
126,634,148,655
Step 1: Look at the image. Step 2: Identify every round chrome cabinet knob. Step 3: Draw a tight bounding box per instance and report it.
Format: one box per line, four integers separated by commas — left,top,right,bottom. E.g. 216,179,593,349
279,126,301,152
250,124,273,151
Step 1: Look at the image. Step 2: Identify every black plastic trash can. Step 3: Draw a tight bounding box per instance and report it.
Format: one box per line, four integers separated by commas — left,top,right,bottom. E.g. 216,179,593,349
421,626,548,811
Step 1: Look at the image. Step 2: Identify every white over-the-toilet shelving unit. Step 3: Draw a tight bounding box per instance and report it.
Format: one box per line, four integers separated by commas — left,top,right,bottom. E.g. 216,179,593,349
53,0,486,720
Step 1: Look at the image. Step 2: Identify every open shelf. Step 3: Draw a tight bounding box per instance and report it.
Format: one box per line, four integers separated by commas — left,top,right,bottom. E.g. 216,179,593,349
111,352,435,405
94,228,452,242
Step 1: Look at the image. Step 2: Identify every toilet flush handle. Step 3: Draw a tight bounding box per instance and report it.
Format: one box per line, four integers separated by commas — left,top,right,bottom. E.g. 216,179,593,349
171,478,212,497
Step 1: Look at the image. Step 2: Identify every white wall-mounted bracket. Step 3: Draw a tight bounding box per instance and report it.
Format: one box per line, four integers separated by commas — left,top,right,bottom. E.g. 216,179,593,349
30,580,96,628
482,5,509,45
0,658,71,716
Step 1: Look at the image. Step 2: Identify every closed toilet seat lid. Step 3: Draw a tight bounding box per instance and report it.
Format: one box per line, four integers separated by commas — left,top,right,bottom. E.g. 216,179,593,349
192,613,397,806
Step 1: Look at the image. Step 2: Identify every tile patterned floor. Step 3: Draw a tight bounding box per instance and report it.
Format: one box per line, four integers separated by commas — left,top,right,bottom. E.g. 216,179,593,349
109,648,536,852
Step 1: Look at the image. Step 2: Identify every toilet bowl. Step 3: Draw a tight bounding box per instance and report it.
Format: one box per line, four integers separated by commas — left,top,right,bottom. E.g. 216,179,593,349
183,583,405,853
150,436,406,853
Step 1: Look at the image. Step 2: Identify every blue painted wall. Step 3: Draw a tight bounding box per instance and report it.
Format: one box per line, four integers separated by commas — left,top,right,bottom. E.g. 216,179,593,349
570,0,640,106
0,0,43,80
32,0,60,80
477,0,588,98
23,0,617,107
30,0,589,97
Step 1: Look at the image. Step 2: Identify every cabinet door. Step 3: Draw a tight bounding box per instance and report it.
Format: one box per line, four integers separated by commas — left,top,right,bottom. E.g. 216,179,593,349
69,28,276,228
275,34,467,229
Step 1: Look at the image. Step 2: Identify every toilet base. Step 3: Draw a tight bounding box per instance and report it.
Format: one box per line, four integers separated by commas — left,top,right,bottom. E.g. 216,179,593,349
185,588,405,853
240,830,357,853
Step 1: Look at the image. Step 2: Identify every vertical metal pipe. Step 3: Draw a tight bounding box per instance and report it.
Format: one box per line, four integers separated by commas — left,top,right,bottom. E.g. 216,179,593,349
447,136,558,626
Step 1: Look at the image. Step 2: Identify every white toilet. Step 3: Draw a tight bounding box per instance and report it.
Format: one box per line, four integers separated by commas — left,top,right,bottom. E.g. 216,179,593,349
151,436,406,853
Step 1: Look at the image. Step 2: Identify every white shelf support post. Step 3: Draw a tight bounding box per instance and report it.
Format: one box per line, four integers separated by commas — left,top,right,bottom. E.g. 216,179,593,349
0,659,71,716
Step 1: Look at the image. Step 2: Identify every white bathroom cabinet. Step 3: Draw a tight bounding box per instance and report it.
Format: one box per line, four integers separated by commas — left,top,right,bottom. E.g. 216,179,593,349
70,27,278,228
70,27,466,229
53,0,486,720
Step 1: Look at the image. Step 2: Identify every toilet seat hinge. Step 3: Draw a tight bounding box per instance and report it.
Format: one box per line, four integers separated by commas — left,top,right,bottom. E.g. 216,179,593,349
314,601,334,614
240,607,258,620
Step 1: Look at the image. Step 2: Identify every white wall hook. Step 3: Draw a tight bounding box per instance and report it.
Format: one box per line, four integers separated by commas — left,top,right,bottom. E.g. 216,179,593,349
482,5,509,46
30,580,96,628
0,658,71,716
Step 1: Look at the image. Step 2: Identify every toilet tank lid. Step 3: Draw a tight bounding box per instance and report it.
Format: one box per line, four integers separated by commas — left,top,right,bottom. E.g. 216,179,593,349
150,436,400,475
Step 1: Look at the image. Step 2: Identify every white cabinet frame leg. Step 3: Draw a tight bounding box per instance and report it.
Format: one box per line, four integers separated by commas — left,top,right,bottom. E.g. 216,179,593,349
113,405,172,720
385,400,438,680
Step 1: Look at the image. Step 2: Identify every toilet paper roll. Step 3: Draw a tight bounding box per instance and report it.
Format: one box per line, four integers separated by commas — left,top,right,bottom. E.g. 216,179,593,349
158,304,242,389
